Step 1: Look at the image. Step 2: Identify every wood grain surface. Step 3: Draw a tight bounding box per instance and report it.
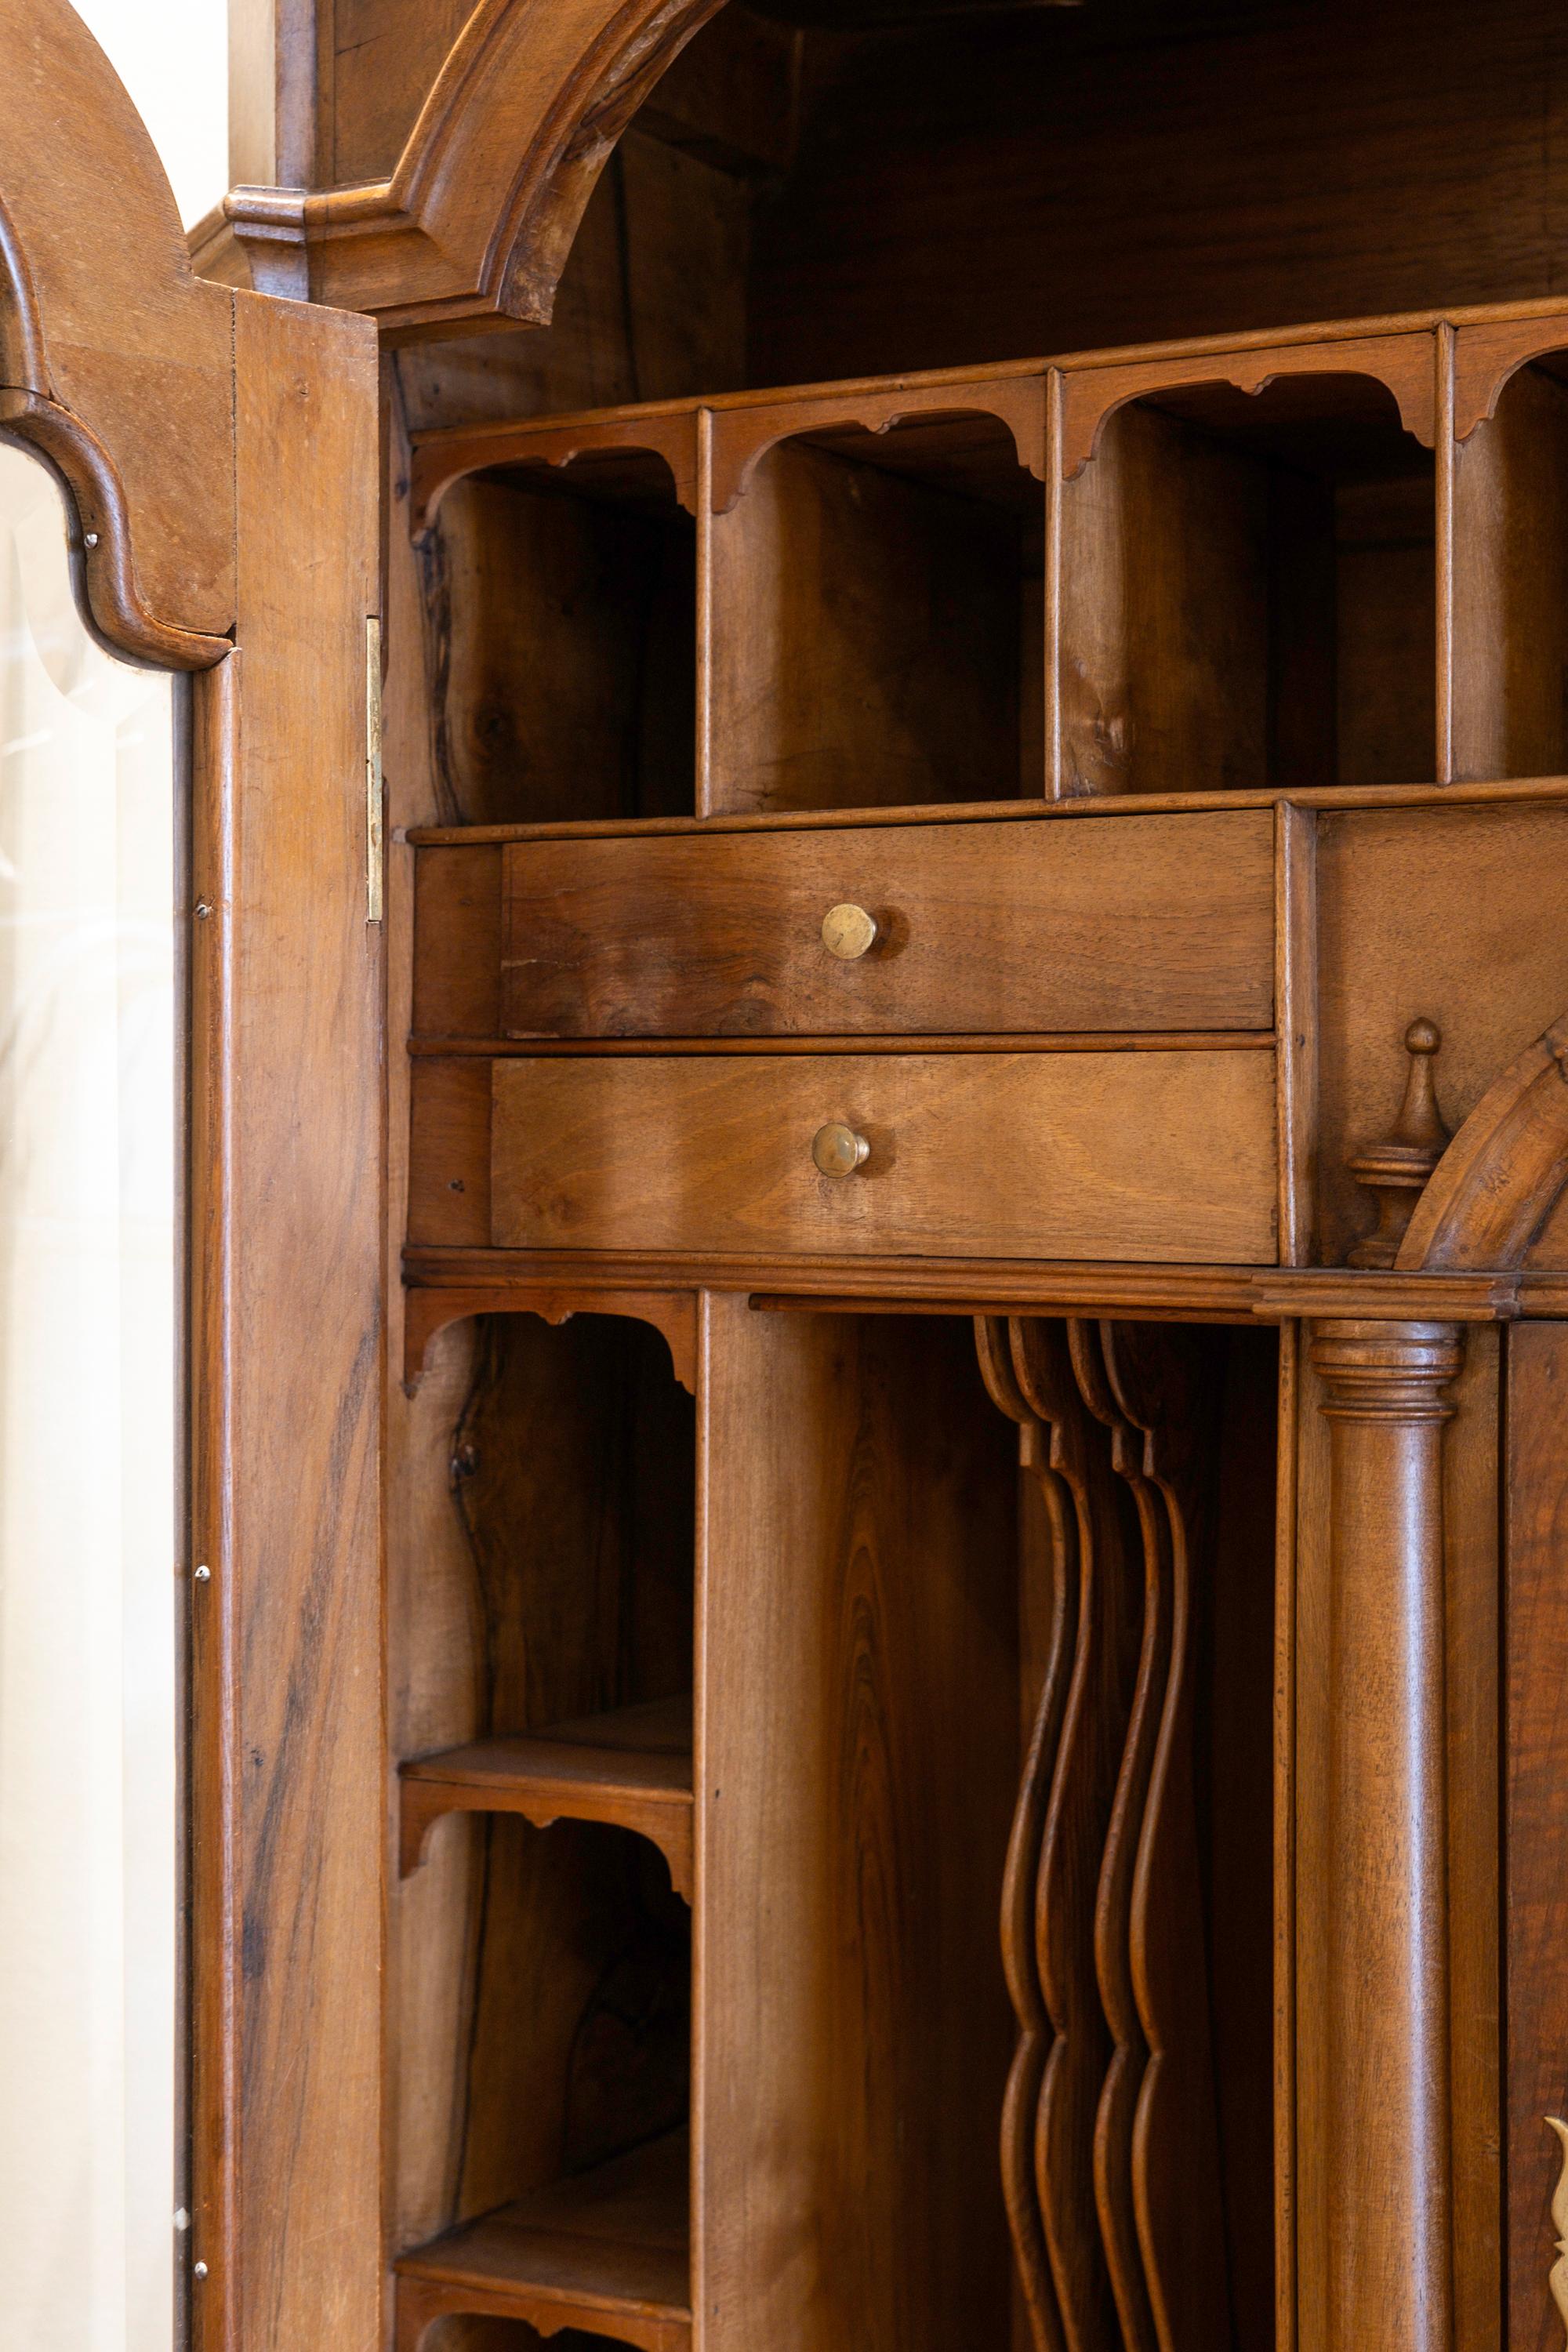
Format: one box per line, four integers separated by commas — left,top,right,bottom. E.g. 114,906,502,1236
491,809,1275,1039
696,1300,1018,2350
1504,1322,1568,2352
185,289,383,2352
488,1050,1279,1264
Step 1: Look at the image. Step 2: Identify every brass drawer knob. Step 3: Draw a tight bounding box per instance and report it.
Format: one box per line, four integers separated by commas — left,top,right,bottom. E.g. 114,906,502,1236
812,1122,870,1178
822,902,878,960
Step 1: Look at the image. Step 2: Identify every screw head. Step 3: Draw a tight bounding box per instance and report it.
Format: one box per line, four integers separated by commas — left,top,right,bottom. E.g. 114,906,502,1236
194,900,212,920
193,1565,211,1584
83,532,99,549
192,2261,209,2281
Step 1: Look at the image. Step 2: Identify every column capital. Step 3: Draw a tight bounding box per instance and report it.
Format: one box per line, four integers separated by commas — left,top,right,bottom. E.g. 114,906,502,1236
1311,1318,1464,1423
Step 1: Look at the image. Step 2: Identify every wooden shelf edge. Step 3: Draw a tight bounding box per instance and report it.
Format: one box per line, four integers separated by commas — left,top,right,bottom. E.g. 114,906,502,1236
402,774,1568,846
402,1248,1526,1321
398,1697,695,1899
394,2132,691,2352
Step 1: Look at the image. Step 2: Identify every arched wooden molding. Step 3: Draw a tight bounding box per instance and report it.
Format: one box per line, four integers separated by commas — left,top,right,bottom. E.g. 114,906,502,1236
710,379,1050,512
1451,310,1568,442
404,1283,699,1396
410,409,699,539
0,0,234,666
1058,335,1438,480
1397,1014,1568,1272
220,0,728,339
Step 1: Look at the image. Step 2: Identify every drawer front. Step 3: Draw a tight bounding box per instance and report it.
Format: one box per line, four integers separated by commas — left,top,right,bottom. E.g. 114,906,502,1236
490,1051,1278,1263
499,810,1274,1040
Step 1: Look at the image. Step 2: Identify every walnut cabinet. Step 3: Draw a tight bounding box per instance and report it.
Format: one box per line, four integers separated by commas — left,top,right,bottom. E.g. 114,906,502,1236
10,2,1568,2349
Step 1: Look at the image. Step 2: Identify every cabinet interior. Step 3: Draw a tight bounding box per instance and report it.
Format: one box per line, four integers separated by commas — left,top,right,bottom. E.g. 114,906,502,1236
389,1305,1276,2349
1062,375,1437,797
379,8,1568,2345
710,414,1044,814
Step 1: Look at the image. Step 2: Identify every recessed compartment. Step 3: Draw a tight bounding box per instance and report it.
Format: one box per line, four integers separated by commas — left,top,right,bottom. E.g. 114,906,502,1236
698,1301,1278,2352
1062,372,1438,795
426,447,696,825
392,1310,695,2351
1453,343,1568,780
709,411,1046,815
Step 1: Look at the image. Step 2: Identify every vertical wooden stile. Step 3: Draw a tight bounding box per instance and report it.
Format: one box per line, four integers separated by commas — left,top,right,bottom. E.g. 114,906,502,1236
691,1289,713,2352
695,406,715,817
1274,803,1319,1269
1274,1319,1300,2352
1044,368,1065,799
1435,321,1456,786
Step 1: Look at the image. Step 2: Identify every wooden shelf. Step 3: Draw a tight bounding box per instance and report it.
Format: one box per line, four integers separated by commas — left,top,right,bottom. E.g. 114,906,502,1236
398,1693,694,1900
394,2129,691,2352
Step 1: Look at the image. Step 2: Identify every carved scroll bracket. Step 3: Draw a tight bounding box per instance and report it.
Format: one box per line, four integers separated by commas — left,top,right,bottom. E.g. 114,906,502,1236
405,1283,698,1395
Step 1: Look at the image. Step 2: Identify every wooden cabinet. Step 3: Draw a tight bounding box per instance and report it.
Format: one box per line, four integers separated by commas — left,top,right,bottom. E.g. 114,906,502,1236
17,2,1568,2348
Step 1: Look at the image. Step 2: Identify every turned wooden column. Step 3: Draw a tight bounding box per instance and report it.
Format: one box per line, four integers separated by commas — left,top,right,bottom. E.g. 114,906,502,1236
1311,1319,1461,2352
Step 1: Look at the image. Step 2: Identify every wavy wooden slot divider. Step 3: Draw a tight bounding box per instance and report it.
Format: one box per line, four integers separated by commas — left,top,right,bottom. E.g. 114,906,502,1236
976,1317,1073,2352
1007,1318,1144,2352
982,1317,1237,2352
1102,1324,1231,2352
1069,1321,1166,2352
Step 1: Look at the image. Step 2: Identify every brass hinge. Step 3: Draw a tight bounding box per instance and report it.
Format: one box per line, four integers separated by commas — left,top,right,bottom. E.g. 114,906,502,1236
365,615,383,925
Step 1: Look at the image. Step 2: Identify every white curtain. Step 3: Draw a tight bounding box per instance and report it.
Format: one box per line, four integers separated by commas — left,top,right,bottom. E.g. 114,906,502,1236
0,442,177,2350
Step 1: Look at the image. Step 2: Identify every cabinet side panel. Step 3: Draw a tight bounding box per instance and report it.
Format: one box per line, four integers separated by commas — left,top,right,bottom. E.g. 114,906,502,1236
1506,1321,1568,2352
695,1296,1018,2350
1446,1327,1502,2352
212,291,383,2352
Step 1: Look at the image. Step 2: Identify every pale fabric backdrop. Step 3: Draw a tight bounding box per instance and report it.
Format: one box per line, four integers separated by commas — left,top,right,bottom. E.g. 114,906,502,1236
72,0,229,227
0,444,178,2346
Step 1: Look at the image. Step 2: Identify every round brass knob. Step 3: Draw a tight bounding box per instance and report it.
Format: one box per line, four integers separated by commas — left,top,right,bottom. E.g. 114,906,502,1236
822,902,878,960
812,1122,870,1178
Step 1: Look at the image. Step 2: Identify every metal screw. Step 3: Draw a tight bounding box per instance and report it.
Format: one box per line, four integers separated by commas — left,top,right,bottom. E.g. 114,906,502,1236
193,2262,209,2281
194,900,212,920
84,532,99,548
194,1565,212,1584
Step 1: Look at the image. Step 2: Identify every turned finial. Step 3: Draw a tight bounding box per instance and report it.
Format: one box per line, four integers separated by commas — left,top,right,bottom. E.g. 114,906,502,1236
1345,1018,1451,1268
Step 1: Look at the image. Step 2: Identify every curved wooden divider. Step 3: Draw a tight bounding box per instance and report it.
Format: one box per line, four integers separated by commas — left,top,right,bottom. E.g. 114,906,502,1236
978,1316,1233,2352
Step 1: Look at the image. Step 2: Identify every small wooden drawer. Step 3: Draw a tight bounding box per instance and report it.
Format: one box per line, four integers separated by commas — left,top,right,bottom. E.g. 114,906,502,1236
489,1049,1278,1263
485,808,1274,1040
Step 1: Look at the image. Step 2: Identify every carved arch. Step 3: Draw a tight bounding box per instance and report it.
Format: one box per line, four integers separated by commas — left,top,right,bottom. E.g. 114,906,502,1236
223,0,729,339
0,0,234,666
1398,1014,1568,1272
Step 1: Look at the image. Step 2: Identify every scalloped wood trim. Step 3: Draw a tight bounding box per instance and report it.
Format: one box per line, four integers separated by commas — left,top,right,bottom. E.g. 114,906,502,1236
404,1280,698,1392
1059,328,1439,480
